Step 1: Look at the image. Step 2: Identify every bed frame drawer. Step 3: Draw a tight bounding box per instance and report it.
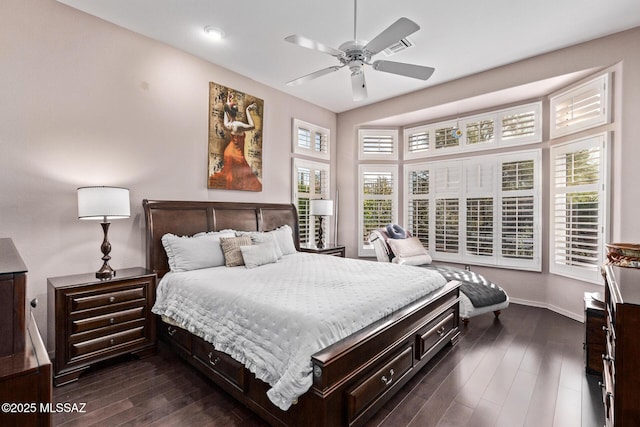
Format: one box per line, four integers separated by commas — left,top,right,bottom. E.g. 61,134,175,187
416,308,456,359
192,337,245,391
347,345,413,423
161,322,192,352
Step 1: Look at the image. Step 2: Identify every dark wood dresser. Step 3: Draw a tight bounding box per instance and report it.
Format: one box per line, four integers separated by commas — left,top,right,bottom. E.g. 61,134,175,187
602,264,640,427
47,267,157,386
0,238,52,427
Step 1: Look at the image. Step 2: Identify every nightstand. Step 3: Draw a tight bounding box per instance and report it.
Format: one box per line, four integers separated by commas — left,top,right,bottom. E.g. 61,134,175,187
300,243,346,257
47,267,157,386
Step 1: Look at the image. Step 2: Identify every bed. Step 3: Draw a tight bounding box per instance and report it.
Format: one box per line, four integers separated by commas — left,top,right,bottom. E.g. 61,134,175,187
143,199,461,427
369,228,509,325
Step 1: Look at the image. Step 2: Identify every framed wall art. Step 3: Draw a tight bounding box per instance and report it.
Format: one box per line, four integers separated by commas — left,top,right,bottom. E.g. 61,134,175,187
208,82,263,191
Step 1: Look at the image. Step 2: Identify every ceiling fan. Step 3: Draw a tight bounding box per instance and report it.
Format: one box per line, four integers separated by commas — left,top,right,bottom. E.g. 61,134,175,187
284,0,435,101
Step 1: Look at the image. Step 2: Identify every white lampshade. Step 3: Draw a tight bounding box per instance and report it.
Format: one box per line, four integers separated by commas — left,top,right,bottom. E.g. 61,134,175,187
310,199,333,216
77,186,130,220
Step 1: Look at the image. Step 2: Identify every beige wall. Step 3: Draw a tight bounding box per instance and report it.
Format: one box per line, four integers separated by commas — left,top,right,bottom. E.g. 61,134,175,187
336,27,640,320
0,0,336,346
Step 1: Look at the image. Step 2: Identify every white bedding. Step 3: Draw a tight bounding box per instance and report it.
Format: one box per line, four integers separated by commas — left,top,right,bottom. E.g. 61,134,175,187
152,252,446,410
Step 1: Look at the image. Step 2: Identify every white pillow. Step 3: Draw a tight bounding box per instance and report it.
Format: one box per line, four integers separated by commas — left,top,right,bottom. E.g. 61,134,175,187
268,225,297,255
392,254,432,266
162,231,235,272
387,237,432,265
240,242,279,269
236,231,283,259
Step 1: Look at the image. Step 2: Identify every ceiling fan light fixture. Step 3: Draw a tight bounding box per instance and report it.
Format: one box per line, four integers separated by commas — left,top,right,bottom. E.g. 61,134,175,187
203,26,225,41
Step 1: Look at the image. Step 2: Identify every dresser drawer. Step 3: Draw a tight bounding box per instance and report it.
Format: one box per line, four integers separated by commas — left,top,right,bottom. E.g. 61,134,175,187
70,307,145,334
70,286,146,312
416,309,456,359
192,337,244,391
347,346,413,422
70,326,146,359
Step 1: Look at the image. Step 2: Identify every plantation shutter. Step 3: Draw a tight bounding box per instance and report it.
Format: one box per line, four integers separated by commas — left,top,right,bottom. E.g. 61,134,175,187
433,163,461,258
292,119,330,160
359,129,398,160
500,158,536,265
465,160,495,259
406,166,430,246
501,109,537,141
550,74,610,138
292,159,330,246
359,165,397,256
550,134,606,283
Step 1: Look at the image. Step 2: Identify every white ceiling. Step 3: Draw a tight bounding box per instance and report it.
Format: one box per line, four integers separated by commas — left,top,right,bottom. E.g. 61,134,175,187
57,0,640,113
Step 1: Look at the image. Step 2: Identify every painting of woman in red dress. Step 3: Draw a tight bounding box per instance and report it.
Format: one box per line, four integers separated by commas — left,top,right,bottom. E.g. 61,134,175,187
208,85,263,191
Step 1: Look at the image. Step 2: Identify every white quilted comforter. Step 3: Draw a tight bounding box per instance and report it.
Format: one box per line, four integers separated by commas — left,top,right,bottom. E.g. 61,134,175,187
152,252,446,410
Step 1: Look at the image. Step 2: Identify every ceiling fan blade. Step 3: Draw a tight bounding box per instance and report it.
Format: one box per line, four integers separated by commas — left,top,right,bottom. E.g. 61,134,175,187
284,35,344,58
286,65,343,86
372,60,435,80
363,17,420,56
351,69,368,101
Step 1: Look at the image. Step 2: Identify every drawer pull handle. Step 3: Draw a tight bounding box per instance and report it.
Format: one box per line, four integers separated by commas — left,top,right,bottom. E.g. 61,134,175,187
109,338,115,345
109,317,115,325
602,354,615,362
602,325,609,333
208,352,220,366
109,296,116,303
437,326,446,337
598,381,605,389
167,326,176,336
381,369,395,386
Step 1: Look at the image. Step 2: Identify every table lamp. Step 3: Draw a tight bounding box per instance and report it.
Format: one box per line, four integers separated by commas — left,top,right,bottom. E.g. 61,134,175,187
310,199,333,249
77,186,130,279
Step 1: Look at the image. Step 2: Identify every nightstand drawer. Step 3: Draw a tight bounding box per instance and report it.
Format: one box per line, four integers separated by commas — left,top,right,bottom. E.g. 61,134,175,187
71,306,145,334
70,326,146,359
71,286,146,312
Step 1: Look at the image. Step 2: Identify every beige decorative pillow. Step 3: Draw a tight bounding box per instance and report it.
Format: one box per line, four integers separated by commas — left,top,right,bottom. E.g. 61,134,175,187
386,237,432,265
219,235,253,267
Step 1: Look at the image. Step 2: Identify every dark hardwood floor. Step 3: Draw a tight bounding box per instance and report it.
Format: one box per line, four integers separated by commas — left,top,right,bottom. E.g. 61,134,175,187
52,304,604,427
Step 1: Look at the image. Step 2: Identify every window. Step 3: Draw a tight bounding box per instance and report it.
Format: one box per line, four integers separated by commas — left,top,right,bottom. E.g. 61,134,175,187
358,165,398,256
499,156,538,269
550,74,611,138
358,129,399,160
292,119,329,160
549,133,608,283
403,150,541,270
403,102,541,159
292,159,330,245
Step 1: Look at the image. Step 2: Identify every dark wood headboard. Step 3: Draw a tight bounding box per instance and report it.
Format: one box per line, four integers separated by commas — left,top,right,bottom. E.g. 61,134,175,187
143,199,300,278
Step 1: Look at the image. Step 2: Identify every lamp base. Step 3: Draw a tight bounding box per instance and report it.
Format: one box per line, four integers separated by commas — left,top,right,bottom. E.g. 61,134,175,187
96,221,116,279
316,216,325,249
96,264,115,279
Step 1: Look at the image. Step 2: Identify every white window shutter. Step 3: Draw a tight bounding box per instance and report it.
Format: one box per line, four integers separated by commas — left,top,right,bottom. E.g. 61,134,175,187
550,74,610,138
549,134,607,283
359,165,398,256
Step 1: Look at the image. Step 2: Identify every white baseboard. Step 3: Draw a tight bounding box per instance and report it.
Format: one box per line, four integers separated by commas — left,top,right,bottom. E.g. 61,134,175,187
509,297,584,323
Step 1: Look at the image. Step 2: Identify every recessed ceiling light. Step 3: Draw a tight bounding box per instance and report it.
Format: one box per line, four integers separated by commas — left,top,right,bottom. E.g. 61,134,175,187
203,26,224,41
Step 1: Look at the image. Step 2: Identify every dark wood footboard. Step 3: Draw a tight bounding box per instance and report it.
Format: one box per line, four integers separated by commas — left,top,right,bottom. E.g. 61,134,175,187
158,280,460,427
